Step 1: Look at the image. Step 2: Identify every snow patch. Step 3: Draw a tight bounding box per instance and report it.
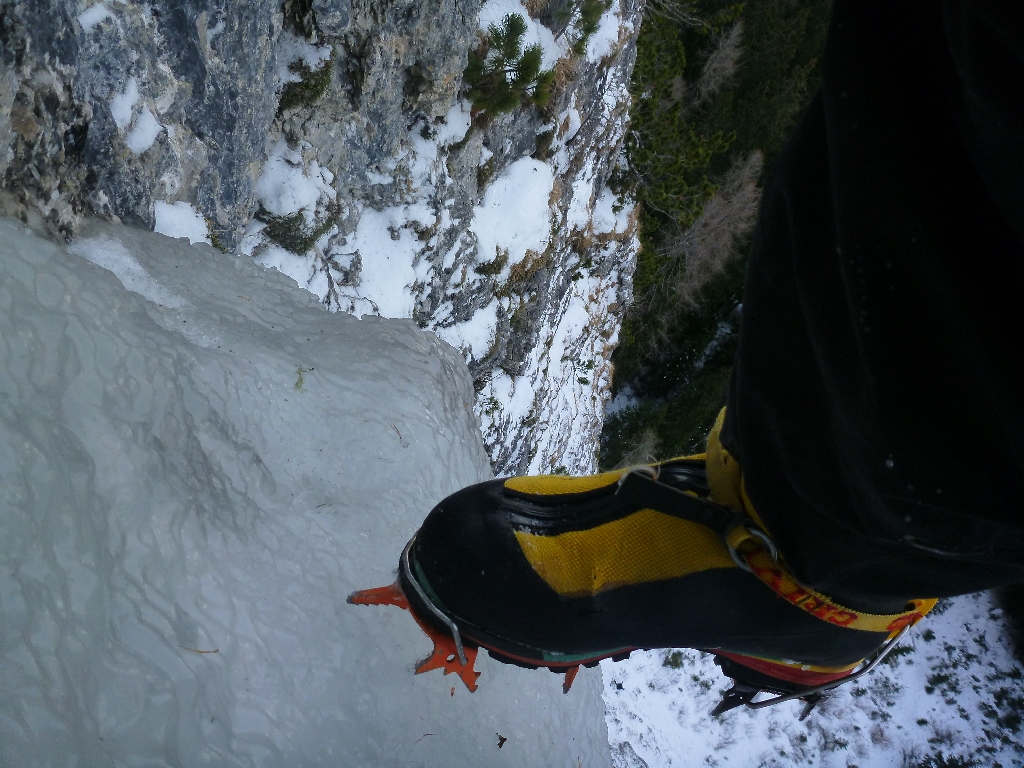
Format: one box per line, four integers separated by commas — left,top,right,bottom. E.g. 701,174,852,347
435,300,500,359
125,106,163,154
255,244,313,288
276,30,332,84
206,19,225,45
255,140,336,226
110,77,139,130
335,203,436,318
604,593,1024,767
567,171,596,231
435,100,473,147
470,158,553,274
153,201,212,246
78,2,113,31
603,384,636,417
488,370,536,423
591,187,630,235
586,1,623,63
562,105,583,144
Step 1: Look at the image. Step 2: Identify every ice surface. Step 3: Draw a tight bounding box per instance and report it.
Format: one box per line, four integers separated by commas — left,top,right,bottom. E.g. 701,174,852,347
0,217,612,768
68,235,187,309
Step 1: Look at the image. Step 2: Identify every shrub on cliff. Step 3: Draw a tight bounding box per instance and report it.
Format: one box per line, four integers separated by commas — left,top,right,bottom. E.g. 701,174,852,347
278,58,333,115
255,203,339,254
465,14,555,114
571,0,611,56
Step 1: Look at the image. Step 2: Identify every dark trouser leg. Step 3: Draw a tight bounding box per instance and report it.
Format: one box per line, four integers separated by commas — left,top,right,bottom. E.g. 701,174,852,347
721,0,1024,611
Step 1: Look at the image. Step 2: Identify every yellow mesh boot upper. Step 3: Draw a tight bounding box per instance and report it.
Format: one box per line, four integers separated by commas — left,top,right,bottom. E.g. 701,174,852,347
505,458,736,599
512,510,736,598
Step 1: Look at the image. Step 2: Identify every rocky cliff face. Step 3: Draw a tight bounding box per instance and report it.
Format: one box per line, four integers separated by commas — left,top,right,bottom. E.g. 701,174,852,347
0,0,640,474
1,0,281,242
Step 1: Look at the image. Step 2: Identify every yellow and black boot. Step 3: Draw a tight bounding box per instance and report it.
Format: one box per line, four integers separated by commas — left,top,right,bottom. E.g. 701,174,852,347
351,411,935,715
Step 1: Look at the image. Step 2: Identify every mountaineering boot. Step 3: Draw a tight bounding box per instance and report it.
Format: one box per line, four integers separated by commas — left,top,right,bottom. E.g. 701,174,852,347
350,410,935,712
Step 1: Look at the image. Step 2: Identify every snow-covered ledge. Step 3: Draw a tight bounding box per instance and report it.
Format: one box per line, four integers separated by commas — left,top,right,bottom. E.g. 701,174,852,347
0,217,611,767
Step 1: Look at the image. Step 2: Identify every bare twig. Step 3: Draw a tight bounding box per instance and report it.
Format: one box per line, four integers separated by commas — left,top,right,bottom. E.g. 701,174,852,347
644,0,705,26
688,21,744,109
658,150,763,307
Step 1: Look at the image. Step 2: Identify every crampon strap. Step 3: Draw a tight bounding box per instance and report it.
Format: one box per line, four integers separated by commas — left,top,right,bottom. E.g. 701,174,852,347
614,470,937,635
710,407,936,635
725,526,936,633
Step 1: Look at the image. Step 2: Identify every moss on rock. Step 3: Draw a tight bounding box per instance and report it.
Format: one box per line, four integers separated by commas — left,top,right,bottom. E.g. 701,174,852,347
278,58,333,115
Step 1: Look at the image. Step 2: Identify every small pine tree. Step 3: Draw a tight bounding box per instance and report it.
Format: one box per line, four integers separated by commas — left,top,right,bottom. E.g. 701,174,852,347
573,0,608,55
465,14,556,114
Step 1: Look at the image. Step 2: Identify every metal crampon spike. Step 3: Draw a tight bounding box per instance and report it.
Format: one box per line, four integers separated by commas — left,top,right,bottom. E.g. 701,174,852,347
710,682,763,716
348,581,481,692
797,693,823,721
710,680,827,720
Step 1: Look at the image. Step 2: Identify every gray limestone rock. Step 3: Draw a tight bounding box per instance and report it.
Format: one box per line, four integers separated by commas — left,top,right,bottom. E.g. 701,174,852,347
0,0,481,248
312,0,353,36
1,0,642,475
1,0,282,246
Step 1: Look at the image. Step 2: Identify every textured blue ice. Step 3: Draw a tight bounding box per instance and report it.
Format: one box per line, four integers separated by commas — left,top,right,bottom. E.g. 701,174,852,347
0,217,612,768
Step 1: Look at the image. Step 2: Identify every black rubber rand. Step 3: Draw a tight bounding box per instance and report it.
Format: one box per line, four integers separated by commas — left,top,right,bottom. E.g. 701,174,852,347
408,477,888,667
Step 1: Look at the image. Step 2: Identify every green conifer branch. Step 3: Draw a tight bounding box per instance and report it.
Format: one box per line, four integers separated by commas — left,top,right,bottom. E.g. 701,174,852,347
464,14,556,116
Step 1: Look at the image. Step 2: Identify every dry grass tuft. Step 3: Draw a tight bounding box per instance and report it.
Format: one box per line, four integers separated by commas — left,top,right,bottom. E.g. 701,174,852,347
548,175,566,209
475,247,509,276
549,56,580,107
523,0,550,17
613,428,661,469
508,248,553,287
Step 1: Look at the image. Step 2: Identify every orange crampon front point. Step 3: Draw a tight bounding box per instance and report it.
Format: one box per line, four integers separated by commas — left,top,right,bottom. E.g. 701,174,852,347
348,581,587,694
348,582,481,692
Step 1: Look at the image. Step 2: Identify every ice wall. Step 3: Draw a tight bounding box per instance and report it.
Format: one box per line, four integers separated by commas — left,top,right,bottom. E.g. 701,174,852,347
0,217,611,768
